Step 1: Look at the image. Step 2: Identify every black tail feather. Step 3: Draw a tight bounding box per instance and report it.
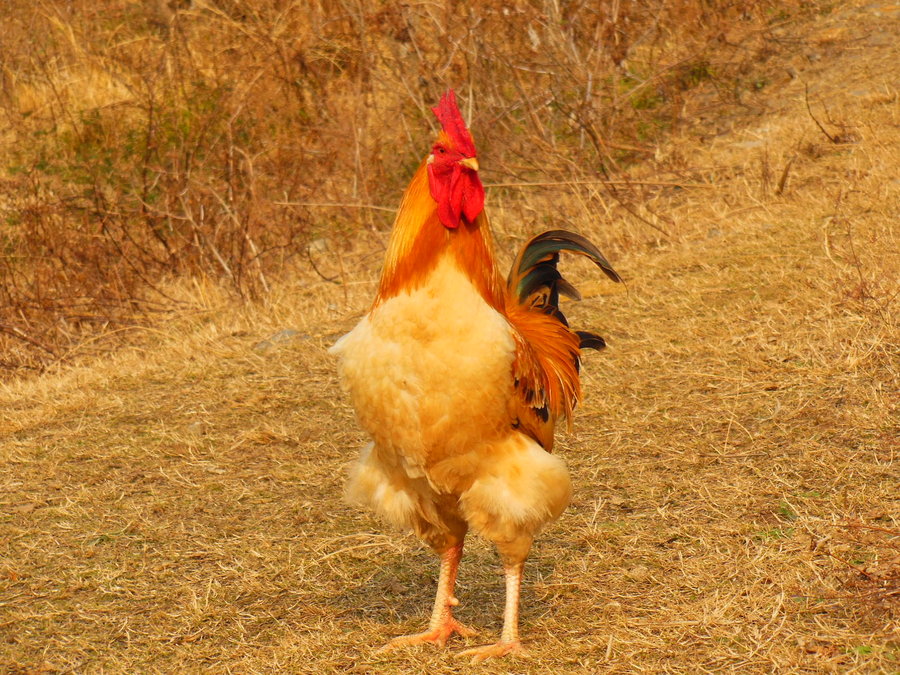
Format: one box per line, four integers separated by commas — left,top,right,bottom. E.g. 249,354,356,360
576,331,607,351
508,229,620,349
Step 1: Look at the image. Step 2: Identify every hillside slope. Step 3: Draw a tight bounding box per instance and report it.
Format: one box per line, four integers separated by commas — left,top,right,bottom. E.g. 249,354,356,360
1,2,897,673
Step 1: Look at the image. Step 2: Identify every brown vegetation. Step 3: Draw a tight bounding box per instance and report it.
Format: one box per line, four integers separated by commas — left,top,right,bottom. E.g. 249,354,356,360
3,0,801,372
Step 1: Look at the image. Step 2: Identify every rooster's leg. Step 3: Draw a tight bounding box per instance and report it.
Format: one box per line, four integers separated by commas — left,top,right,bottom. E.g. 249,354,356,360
378,541,476,651
457,560,528,662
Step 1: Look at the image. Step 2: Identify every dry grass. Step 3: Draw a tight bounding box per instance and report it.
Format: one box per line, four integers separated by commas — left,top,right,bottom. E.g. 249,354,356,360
1,1,899,673
0,0,805,372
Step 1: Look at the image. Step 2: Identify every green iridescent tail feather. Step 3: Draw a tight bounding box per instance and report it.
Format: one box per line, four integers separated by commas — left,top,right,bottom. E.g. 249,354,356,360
507,229,621,351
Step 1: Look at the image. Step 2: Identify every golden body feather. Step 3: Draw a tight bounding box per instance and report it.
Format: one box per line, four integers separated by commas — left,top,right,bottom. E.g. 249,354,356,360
330,158,572,559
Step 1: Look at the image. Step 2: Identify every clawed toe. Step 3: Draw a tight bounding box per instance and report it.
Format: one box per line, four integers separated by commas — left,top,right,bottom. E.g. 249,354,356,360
458,639,528,663
377,617,477,652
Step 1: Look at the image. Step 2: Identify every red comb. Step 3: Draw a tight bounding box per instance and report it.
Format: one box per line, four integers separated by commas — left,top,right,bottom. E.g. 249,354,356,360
431,90,477,157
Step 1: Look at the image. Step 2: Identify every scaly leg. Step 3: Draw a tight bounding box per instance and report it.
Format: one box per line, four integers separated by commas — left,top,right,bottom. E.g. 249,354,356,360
458,560,529,662
378,541,476,651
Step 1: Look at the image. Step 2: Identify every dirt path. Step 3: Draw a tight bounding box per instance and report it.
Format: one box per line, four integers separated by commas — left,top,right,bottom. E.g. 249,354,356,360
1,2,897,673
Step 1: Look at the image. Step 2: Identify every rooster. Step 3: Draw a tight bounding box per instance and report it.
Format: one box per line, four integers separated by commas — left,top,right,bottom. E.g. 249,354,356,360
330,90,621,661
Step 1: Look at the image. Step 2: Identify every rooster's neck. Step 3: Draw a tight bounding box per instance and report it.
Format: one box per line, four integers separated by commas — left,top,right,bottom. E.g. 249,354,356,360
374,162,504,309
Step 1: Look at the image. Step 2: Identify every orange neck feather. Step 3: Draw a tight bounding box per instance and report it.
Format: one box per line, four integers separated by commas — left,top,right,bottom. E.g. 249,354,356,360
374,159,504,310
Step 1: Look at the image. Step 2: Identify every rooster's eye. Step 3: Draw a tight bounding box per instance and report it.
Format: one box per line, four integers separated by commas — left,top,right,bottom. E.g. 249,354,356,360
437,147,446,154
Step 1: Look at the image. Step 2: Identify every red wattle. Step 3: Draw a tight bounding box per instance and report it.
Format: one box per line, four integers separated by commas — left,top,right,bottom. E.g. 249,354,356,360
462,175,485,223
428,162,484,229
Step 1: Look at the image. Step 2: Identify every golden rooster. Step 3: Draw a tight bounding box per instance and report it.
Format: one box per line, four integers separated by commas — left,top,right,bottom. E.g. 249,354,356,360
330,90,621,661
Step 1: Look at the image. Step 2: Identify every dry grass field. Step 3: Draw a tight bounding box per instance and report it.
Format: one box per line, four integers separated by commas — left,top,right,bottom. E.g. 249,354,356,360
1,2,898,673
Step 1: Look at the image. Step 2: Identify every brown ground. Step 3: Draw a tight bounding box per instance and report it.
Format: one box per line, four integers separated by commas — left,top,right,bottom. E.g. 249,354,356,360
1,2,897,673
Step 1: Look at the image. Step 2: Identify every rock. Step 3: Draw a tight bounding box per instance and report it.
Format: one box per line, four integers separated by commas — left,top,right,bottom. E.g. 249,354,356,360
253,329,306,353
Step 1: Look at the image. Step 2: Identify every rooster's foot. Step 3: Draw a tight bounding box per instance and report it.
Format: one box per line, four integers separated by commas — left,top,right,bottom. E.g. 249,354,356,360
458,639,528,663
378,617,476,652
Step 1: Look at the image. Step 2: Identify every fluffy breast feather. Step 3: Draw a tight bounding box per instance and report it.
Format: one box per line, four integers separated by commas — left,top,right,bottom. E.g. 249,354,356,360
330,254,516,492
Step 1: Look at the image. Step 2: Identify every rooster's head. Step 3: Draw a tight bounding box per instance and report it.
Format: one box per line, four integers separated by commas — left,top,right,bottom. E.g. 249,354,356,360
427,90,485,229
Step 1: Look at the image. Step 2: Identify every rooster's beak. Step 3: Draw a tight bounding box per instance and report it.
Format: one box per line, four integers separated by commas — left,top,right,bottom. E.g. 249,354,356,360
458,157,479,172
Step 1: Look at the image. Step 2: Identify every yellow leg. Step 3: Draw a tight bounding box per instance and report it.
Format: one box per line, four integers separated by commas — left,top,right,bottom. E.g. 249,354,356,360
458,560,529,662
378,541,476,651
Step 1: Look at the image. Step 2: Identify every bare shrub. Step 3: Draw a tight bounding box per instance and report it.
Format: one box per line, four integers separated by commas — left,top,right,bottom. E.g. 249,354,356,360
0,0,807,371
